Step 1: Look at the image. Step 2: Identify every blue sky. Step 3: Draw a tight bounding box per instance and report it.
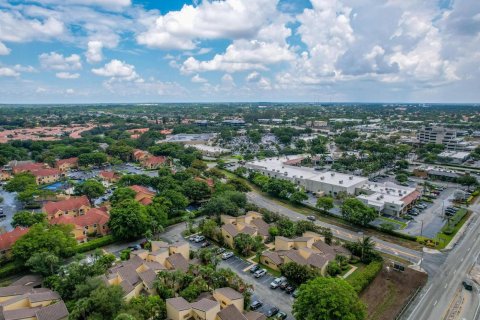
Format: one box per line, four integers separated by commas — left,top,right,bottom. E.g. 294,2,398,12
0,0,479,103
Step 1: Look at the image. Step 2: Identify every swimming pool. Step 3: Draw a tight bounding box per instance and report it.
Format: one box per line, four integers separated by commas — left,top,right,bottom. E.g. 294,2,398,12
41,181,67,191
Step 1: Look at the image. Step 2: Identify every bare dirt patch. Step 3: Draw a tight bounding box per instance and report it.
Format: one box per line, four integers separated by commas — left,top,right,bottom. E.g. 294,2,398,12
360,265,427,320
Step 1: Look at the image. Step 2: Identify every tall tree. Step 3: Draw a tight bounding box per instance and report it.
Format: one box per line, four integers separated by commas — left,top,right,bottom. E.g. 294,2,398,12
293,277,366,320
108,199,150,240
75,179,106,204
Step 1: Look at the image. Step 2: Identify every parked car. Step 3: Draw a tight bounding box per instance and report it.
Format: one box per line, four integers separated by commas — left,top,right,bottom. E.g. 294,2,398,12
201,241,211,248
275,311,288,320
463,280,473,291
222,252,234,260
216,247,226,255
250,300,263,310
280,281,289,290
188,235,198,242
285,285,295,294
265,307,279,317
128,244,141,251
194,235,205,243
254,269,267,278
249,264,260,274
270,277,286,289
292,289,300,298
306,215,316,221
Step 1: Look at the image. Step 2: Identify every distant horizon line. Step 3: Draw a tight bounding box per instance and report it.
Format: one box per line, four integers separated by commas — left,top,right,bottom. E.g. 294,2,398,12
0,101,479,106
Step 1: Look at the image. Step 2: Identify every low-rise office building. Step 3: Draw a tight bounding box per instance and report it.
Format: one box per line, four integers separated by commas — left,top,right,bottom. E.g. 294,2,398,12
245,157,368,196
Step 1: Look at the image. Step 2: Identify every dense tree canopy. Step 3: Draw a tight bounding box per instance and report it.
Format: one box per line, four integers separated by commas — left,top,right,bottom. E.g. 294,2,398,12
293,277,366,320
341,198,378,226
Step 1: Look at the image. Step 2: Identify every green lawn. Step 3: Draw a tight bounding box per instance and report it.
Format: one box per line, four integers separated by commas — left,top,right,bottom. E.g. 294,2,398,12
378,217,407,230
435,210,471,249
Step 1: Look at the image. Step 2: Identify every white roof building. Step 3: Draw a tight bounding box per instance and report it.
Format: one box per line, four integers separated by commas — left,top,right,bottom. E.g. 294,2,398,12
246,157,368,195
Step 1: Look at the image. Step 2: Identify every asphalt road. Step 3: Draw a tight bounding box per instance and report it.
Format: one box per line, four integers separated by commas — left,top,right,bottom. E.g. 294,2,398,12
403,198,480,320
247,192,423,264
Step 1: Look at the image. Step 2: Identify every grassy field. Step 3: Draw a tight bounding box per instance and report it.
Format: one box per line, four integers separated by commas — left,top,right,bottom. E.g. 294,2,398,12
378,216,407,230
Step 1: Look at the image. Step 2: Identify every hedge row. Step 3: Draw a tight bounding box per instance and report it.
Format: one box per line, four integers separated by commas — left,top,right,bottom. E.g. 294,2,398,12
442,209,467,235
75,235,116,253
0,262,25,279
347,260,383,293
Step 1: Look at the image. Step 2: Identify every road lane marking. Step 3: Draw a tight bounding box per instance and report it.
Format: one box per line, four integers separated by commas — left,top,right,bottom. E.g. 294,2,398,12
434,300,438,306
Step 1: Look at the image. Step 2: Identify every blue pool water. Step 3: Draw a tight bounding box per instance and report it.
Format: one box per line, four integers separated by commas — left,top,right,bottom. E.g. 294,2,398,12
41,181,66,191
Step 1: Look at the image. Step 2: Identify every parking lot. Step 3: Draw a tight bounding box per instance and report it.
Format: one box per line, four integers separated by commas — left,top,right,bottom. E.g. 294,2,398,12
189,239,294,319
401,186,458,238
0,188,22,233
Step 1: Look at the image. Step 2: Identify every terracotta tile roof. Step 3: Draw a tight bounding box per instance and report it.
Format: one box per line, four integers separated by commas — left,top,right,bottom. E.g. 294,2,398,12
0,227,29,252
167,297,191,311
214,287,243,300
191,298,219,312
166,253,189,272
402,190,421,205
56,157,78,167
12,163,45,174
99,171,119,180
139,197,153,205
143,156,167,166
43,196,90,216
35,301,69,320
31,168,61,177
216,305,247,320
129,185,156,197
72,208,109,227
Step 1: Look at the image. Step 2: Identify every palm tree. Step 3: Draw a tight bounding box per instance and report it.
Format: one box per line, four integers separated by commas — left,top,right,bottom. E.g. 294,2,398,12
358,236,375,262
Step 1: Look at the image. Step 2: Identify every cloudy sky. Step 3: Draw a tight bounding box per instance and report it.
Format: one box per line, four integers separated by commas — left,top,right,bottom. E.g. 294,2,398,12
0,0,479,103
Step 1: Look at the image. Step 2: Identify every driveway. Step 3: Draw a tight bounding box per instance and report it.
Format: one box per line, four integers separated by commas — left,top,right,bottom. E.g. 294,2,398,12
401,187,457,238
189,239,294,319
219,257,294,319
0,188,22,232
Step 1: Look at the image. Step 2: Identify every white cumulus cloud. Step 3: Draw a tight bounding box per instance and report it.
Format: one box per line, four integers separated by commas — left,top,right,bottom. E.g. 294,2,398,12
91,59,140,81
56,72,80,79
86,41,104,63
39,52,82,71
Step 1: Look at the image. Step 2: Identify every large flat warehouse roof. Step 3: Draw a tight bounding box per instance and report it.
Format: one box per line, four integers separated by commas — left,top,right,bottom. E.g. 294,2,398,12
247,157,368,188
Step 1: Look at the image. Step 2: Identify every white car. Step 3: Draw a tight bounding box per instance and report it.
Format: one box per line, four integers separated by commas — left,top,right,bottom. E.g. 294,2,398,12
254,269,267,278
270,277,286,289
222,252,234,260
194,235,205,243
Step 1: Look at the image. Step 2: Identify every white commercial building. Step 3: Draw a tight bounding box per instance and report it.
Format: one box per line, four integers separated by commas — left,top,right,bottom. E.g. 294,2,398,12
245,157,420,216
245,157,368,196
357,182,420,216
186,144,231,157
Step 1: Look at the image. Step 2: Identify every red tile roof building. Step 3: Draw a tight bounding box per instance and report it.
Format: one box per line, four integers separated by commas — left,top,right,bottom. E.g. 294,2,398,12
0,227,29,257
31,168,62,184
43,196,91,220
12,163,46,174
99,171,120,183
50,207,110,242
55,157,78,171
129,185,155,206
142,156,167,170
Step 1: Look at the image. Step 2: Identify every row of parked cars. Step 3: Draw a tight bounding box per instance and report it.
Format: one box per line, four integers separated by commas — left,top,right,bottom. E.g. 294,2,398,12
406,202,429,217
445,206,460,216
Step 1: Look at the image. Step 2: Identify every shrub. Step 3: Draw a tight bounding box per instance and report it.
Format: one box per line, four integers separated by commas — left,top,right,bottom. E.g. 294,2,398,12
347,260,383,293
75,235,116,254
0,261,25,279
